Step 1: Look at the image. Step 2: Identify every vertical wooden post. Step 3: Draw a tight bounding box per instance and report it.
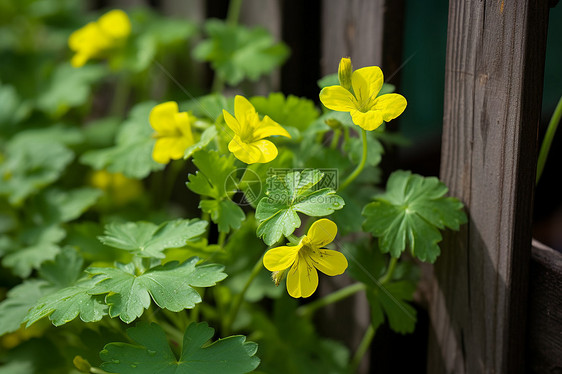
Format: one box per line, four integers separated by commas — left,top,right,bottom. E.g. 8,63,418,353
428,1,549,373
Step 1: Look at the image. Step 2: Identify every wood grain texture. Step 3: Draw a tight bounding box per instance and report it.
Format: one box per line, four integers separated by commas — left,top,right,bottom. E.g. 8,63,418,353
321,0,385,73
527,240,562,373
428,1,549,373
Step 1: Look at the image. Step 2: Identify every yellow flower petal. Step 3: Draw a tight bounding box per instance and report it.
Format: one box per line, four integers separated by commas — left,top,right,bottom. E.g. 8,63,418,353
252,116,291,140
263,245,300,272
97,9,131,40
350,109,384,131
222,109,241,135
286,254,318,298
234,95,257,128
373,93,407,122
175,112,194,142
309,249,348,276
152,137,189,164
149,102,179,133
319,85,357,112
352,66,383,107
306,218,337,248
228,137,278,164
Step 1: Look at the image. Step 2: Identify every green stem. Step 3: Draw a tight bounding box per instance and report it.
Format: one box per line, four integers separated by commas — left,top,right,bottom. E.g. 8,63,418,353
109,74,130,118
211,0,244,93
297,256,399,318
217,231,227,247
339,129,368,191
296,282,366,318
223,255,263,335
226,0,244,26
349,324,375,373
162,159,185,205
537,96,562,185
91,367,111,374
159,320,184,344
330,129,342,149
378,257,398,285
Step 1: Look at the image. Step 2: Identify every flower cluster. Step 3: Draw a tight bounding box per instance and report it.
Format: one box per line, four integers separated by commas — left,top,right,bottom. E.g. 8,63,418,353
68,9,131,68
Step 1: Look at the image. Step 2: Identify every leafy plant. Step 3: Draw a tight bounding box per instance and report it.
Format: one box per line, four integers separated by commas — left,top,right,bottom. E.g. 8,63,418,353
0,2,466,373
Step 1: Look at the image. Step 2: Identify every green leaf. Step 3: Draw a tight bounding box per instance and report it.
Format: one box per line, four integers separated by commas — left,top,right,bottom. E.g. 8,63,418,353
366,280,417,334
2,225,65,278
100,322,260,374
24,277,108,327
0,135,74,206
250,93,319,131
251,296,349,373
186,150,245,233
80,102,165,179
38,247,84,288
0,279,50,335
344,131,384,167
0,82,31,128
194,19,289,86
255,170,345,245
362,170,467,262
184,126,217,159
186,150,237,200
199,199,245,233
88,258,227,323
28,187,101,226
36,63,106,118
21,248,106,327
99,219,207,259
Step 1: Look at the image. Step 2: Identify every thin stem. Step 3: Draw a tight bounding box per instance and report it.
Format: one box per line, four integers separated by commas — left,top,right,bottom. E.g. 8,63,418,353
330,129,342,149
226,0,244,26
297,256,400,318
159,320,184,344
349,324,375,373
109,74,130,118
163,159,185,203
537,96,562,185
339,129,368,191
217,231,227,247
296,282,366,318
91,367,111,374
211,0,244,93
222,255,263,335
378,257,398,285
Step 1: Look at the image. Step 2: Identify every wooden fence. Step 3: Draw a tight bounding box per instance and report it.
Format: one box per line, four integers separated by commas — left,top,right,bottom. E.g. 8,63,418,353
103,0,561,372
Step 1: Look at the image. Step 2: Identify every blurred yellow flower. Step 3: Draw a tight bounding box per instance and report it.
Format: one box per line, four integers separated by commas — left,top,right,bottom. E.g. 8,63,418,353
222,95,291,164
90,170,143,205
68,9,131,68
319,59,407,131
263,219,348,298
149,102,195,164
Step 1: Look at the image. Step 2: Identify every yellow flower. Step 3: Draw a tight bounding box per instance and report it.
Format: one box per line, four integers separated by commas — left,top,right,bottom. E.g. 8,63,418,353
68,9,131,68
263,219,348,298
149,101,195,164
319,59,407,131
90,170,143,205
222,95,291,164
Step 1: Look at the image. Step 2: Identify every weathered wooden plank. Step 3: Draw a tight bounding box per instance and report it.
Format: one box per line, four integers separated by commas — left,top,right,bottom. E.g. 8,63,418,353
527,240,562,373
321,0,384,72
428,1,550,373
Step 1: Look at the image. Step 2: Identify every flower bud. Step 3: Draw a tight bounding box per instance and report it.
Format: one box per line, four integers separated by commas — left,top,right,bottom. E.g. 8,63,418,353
73,356,92,373
338,57,353,90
